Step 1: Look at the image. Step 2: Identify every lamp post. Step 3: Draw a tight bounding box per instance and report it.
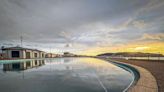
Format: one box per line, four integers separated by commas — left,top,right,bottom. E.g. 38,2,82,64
147,48,150,61
49,47,52,58
158,52,160,61
20,36,23,47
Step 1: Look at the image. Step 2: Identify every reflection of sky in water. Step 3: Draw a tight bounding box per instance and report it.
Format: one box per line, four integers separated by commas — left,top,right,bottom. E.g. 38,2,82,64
0,58,133,92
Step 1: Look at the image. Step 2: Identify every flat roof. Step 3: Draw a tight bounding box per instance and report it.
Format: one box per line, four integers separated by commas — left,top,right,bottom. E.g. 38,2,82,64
2,46,45,52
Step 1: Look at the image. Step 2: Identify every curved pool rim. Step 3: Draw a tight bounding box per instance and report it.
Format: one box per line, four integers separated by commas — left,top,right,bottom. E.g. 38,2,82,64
99,58,140,92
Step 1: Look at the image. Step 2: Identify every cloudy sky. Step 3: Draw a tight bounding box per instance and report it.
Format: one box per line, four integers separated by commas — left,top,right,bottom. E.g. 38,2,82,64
0,0,164,55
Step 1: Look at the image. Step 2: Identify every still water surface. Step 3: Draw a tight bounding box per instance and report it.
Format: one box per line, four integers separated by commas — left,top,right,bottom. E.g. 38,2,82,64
0,58,133,92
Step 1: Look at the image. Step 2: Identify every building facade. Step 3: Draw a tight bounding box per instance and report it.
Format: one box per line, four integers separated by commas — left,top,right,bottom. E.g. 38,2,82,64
45,53,61,58
2,47,46,59
0,53,6,59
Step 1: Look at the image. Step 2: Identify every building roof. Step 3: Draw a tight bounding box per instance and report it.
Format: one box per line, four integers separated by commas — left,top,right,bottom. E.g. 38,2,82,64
2,46,45,52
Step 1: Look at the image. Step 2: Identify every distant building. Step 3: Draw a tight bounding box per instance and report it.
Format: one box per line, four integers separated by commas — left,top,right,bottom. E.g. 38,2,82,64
63,52,75,57
2,46,46,59
45,53,61,58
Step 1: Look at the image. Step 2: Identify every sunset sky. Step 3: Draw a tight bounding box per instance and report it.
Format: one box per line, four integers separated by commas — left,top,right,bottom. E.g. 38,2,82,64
0,0,164,56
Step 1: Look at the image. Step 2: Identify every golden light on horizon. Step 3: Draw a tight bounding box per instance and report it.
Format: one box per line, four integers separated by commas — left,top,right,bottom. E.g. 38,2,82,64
78,41,164,56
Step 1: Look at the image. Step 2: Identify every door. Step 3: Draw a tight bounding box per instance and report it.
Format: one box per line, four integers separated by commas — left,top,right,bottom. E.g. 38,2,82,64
26,52,31,59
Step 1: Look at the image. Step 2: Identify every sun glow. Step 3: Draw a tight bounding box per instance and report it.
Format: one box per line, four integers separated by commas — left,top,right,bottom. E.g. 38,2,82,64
77,41,164,56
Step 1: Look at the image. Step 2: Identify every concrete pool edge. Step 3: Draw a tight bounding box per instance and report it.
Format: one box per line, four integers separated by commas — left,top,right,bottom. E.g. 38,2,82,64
98,58,158,92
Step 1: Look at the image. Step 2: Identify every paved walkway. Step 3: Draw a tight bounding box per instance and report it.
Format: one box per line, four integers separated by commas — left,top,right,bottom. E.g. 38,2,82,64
102,58,159,92
126,63,158,92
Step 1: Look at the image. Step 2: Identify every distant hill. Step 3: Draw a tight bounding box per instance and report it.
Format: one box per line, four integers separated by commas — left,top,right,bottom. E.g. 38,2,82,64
97,52,164,57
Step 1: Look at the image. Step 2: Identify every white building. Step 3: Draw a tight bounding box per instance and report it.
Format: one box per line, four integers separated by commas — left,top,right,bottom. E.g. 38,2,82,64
2,47,46,59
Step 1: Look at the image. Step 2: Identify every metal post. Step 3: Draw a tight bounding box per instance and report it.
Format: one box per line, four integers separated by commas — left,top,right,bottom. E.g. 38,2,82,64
158,52,160,61
148,53,149,61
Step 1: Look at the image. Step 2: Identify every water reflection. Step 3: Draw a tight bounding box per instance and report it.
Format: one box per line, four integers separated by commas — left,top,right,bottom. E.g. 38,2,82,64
0,58,134,92
3,60,45,71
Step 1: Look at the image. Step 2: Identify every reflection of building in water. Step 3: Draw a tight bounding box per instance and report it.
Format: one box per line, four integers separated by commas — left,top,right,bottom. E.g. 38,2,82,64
64,58,72,63
3,60,45,71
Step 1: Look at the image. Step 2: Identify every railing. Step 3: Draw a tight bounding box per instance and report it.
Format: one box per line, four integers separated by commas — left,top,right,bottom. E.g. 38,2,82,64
100,56,164,61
